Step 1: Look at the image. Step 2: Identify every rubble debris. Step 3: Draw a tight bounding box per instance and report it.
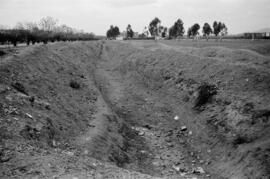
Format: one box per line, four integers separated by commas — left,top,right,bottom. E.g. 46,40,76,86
180,126,187,131
193,166,206,174
25,113,33,119
172,165,181,172
138,131,145,136
143,124,152,130
11,82,28,95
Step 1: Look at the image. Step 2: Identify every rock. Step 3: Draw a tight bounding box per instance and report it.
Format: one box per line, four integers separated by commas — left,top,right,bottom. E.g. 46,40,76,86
45,103,51,110
29,96,35,103
174,115,179,120
179,139,185,144
143,124,152,130
165,130,173,137
52,140,57,147
10,109,19,115
64,151,74,156
140,150,147,154
138,131,145,136
152,161,160,166
0,151,12,163
167,143,174,147
11,82,28,95
88,124,95,128
180,172,187,176
0,85,8,94
199,160,204,164
189,131,193,135
180,126,187,131
172,165,181,172
25,113,33,119
84,150,89,155
193,166,206,174
173,165,188,174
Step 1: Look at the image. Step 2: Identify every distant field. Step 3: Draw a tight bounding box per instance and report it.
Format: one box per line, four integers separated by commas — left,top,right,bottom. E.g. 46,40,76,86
127,39,270,56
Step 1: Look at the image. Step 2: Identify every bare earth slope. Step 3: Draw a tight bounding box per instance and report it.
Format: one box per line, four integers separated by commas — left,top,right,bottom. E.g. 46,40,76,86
0,40,269,178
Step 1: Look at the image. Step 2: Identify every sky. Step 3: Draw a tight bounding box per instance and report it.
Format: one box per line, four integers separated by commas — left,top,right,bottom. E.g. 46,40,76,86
0,0,270,35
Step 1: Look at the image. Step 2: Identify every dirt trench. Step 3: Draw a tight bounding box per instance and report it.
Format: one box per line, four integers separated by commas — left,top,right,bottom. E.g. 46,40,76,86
1,41,269,179
89,40,270,179
87,42,223,178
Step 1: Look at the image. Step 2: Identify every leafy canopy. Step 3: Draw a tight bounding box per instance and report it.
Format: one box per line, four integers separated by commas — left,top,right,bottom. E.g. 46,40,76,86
169,19,185,38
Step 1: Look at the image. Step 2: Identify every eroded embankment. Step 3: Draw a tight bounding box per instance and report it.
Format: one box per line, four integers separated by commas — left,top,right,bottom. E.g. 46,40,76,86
99,40,270,178
0,41,270,179
0,41,153,179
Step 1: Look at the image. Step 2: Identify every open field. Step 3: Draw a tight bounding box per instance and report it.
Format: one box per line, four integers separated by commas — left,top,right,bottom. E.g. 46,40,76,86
0,40,270,178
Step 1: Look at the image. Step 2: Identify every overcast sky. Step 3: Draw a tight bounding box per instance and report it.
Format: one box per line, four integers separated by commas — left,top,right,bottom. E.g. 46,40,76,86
0,0,270,35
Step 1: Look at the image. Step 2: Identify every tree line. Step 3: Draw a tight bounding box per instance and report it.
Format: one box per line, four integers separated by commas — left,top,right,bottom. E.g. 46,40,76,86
0,16,97,46
106,17,228,40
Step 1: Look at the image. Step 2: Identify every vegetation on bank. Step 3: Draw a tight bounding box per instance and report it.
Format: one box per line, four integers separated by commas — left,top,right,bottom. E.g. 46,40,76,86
106,17,228,40
0,16,97,46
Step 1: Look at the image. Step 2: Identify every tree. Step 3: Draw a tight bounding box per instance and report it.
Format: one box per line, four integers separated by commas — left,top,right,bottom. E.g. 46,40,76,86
219,23,228,41
106,25,120,39
202,23,212,41
213,21,227,41
0,16,97,46
25,22,39,32
161,27,168,38
39,16,58,32
190,23,200,39
149,17,161,37
126,24,134,39
14,22,25,30
192,23,200,36
187,28,192,38
169,19,185,38
213,21,219,37
113,26,120,37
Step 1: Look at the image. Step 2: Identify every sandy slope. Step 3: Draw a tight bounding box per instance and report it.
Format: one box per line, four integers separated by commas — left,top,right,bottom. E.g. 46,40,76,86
0,40,269,178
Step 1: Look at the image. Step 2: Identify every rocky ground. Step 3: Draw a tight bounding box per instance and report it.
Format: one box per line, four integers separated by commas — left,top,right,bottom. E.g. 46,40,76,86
0,40,269,178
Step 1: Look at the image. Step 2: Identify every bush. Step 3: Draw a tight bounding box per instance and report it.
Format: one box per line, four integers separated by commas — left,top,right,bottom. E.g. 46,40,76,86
194,83,217,108
69,80,80,89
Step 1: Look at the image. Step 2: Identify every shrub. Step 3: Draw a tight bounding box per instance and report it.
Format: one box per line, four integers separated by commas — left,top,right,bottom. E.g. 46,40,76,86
69,80,80,89
194,83,217,108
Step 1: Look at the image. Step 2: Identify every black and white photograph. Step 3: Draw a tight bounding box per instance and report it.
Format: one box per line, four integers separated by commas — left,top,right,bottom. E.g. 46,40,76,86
0,0,270,178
